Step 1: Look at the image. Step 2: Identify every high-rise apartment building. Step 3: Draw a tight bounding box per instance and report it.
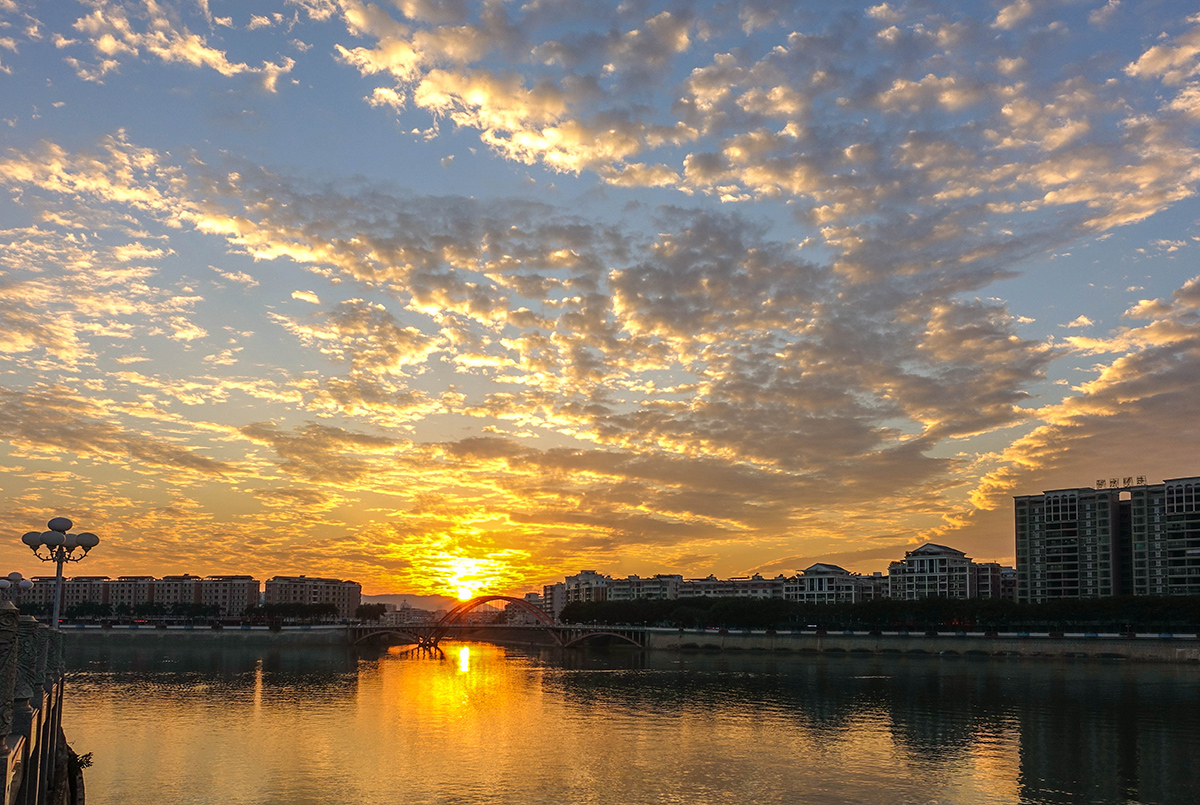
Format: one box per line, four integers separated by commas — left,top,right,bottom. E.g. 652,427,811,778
1015,476,1200,601
1130,477,1200,595
1014,485,1123,602
541,582,567,618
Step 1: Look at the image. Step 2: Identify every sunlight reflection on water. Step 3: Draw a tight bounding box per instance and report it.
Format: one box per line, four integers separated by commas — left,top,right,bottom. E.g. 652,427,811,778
63,641,1200,805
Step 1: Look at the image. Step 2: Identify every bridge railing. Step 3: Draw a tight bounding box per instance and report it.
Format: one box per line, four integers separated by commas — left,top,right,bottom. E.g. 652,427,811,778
0,600,75,805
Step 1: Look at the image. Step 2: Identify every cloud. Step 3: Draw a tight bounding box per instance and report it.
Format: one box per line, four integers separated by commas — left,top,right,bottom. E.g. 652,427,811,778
239,421,409,483
1088,0,1120,27
211,266,259,287
272,298,441,375
993,1,1036,31
1125,17,1200,85
0,385,235,477
4,2,1200,591
962,273,1200,535
65,0,294,90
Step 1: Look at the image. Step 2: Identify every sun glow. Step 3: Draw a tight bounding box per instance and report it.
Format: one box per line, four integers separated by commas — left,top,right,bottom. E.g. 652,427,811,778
446,557,489,601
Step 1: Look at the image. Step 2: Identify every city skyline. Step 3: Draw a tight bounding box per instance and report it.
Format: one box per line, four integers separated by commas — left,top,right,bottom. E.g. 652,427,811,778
2,1,1200,597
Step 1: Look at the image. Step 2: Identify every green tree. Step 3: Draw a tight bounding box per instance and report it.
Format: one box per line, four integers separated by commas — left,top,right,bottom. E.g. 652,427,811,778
355,603,387,621
65,601,112,619
134,602,167,618
244,602,338,623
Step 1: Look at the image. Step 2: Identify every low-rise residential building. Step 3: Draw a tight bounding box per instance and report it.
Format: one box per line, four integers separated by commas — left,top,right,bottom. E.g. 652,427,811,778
606,574,683,601
26,577,60,608
888,544,977,600
1000,567,1018,599
974,562,1019,600
264,575,361,619
679,574,786,598
564,570,610,605
202,575,261,617
730,574,786,598
380,603,435,626
784,564,861,603
856,572,888,600
505,593,547,625
154,574,203,607
62,576,110,608
109,576,154,611
678,575,737,598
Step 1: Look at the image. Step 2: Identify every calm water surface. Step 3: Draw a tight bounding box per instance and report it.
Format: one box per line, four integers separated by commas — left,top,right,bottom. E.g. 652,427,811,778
63,641,1200,805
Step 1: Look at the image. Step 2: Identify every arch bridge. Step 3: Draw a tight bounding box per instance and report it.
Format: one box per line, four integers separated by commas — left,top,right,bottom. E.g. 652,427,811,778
349,595,646,650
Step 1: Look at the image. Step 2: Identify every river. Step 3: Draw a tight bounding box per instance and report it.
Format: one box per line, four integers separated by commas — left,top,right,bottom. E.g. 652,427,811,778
62,641,1200,804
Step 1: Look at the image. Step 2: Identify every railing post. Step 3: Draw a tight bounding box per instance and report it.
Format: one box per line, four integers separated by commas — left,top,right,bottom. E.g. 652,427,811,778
41,630,63,804
29,623,50,805
13,616,37,737
34,625,49,694
0,600,18,805
0,602,18,739
48,631,63,685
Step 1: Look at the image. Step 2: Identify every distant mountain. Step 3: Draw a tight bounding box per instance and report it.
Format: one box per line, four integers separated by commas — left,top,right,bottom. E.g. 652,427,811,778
362,593,458,611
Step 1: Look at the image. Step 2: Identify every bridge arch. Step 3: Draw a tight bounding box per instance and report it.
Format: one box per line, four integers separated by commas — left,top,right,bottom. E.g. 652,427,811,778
437,595,558,629
561,630,644,648
350,596,648,651
351,628,425,646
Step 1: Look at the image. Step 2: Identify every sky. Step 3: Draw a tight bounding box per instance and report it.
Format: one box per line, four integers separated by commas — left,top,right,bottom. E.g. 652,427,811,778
1,0,1199,598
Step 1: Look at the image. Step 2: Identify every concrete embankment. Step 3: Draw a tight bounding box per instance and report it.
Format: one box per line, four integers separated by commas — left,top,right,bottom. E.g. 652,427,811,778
63,624,347,645
63,624,1200,664
641,629,1200,664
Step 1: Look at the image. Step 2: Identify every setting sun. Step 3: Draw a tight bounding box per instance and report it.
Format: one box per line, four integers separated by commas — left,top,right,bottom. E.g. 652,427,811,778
446,557,488,601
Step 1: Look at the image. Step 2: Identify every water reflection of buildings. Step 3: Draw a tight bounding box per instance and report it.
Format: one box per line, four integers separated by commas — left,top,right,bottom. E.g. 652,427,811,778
64,641,1200,804
538,651,1200,803
1014,664,1200,804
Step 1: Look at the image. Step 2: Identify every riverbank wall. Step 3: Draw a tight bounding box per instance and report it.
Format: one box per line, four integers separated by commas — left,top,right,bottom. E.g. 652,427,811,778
62,624,1200,664
63,624,347,645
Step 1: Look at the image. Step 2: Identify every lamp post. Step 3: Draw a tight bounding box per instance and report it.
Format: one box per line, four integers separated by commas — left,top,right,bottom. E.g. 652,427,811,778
21,517,100,630
0,572,33,603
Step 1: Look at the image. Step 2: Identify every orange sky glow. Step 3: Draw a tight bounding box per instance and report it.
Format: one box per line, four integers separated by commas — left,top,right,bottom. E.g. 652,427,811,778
2,1,1200,597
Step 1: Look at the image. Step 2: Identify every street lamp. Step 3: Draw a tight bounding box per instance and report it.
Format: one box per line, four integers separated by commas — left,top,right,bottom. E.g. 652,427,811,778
21,517,100,629
0,572,33,602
